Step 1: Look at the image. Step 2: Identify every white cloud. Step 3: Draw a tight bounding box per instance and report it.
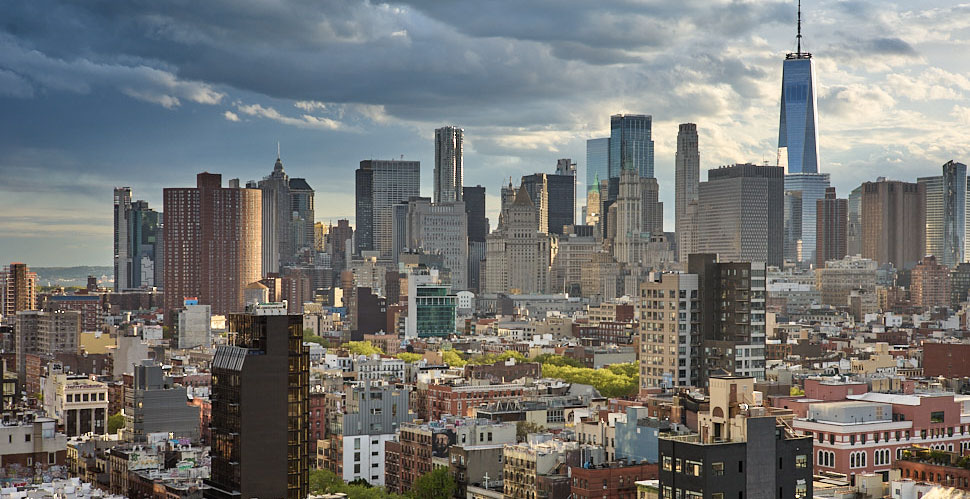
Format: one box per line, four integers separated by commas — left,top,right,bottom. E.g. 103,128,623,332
235,102,347,130
223,110,241,122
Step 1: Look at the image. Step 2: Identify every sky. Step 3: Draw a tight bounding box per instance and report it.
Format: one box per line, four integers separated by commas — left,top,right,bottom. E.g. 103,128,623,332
2,0,970,266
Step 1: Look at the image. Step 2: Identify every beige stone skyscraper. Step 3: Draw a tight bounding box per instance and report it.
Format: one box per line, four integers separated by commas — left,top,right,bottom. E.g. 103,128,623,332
675,123,699,262
163,173,262,318
860,179,925,269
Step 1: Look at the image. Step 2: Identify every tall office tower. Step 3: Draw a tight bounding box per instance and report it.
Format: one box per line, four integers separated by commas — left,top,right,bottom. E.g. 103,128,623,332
860,178,926,269
586,138,610,222
637,272,700,391
918,160,967,268
610,114,654,178
405,198,469,290
463,186,487,293
1,263,37,318
816,187,848,268
520,171,576,235
163,173,262,318
434,126,463,203
783,190,803,263
405,267,457,338
688,254,767,385
778,1,819,174
258,154,315,275
206,303,309,499
114,188,162,290
483,186,554,294
784,172,830,264
675,124,700,261
640,177,663,235
499,178,516,226
355,160,421,258
847,185,862,256
695,164,785,267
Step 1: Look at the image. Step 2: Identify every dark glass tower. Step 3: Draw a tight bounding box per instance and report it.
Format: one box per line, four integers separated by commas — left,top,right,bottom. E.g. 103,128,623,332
609,114,654,178
205,303,309,499
778,1,819,174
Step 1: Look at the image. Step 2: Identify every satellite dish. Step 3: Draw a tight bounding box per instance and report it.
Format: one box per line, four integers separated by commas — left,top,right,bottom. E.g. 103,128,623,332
740,403,749,411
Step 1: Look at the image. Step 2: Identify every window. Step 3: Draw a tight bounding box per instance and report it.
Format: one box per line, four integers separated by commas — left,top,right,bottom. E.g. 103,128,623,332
663,456,672,472
354,464,360,474
931,411,945,423
795,455,807,468
685,460,702,477
675,458,682,473
712,462,724,476
25,434,31,442
738,461,744,473
795,480,807,499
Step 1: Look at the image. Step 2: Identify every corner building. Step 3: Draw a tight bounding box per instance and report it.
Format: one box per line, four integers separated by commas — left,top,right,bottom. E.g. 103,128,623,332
205,303,309,499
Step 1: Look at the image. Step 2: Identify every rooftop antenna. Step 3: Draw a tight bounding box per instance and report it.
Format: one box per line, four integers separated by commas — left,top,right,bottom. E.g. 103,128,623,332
277,141,281,160
797,0,802,55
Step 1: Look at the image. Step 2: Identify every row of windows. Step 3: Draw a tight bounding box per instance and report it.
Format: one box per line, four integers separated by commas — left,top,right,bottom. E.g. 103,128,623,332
66,392,105,403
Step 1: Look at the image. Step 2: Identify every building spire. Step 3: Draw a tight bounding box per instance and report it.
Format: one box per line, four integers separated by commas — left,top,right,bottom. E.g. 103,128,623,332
797,0,802,55
277,141,281,160
273,141,284,174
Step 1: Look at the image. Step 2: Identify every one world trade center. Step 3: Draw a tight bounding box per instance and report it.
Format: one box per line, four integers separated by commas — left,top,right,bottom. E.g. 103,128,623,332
778,0,819,174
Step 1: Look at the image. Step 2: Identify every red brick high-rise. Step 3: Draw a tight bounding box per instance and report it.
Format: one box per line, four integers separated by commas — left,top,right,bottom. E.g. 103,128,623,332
911,255,951,310
1,263,37,318
163,173,261,318
816,187,848,267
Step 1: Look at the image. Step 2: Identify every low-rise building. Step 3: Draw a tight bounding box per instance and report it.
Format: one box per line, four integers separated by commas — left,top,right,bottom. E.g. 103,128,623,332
42,369,109,437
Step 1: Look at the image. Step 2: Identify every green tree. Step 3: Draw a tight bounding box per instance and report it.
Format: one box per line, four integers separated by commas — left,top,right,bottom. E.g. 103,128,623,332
531,353,583,368
309,469,345,494
396,352,423,363
541,362,638,398
107,412,125,434
515,420,545,442
304,331,329,347
442,349,467,367
343,341,384,356
410,467,456,499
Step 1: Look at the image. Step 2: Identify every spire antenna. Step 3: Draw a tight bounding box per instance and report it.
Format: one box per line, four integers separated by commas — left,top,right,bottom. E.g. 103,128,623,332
797,0,802,55
277,141,281,160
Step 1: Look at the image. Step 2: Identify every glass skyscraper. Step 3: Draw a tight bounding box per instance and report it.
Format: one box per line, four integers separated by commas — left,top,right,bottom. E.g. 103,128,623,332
777,6,819,174
609,114,654,178
785,173,830,264
918,160,968,268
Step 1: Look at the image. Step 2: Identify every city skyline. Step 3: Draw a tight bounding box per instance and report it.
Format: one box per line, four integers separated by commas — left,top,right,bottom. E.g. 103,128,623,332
3,1,970,265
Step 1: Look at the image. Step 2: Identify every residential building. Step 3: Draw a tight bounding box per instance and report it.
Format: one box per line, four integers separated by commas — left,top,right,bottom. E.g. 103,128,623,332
951,262,970,307
504,436,604,499
2,262,37,318
688,255,767,384
815,255,877,307
911,255,951,309
435,126,463,203
570,462,658,499
816,187,848,268
675,124,699,262
205,303,309,499
319,382,412,486
637,272,700,391
610,114,654,179
448,419,517,498
614,407,682,463
659,376,813,498
860,178,926,269
0,414,67,480
46,295,102,332
847,185,862,257
162,172,262,318
355,160,421,258
426,382,526,421
694,164,784,267
16,310,81,381
125,360,199,443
